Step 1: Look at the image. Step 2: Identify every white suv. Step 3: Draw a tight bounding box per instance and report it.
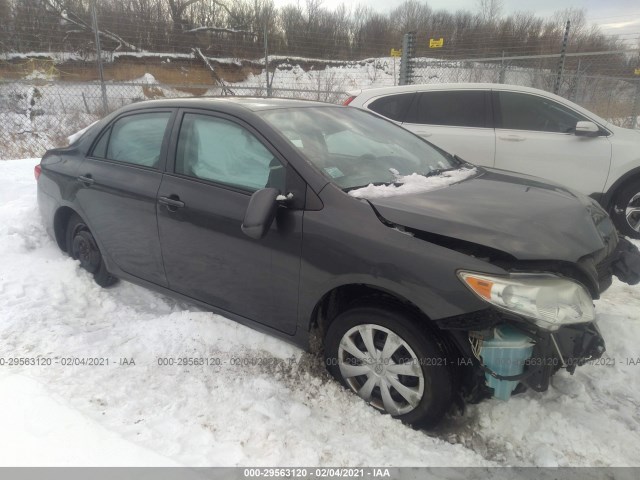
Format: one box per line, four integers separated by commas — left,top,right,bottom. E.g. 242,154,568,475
345,83,640,238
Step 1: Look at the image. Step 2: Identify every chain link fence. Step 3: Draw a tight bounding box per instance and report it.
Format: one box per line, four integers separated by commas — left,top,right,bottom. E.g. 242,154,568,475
0,73,351,159
2,47,639,159
404,56,640,129
399,33,640,129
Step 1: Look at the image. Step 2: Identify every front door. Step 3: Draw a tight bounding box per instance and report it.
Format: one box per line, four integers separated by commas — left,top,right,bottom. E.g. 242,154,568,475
157,110,302,334
492,90,612,195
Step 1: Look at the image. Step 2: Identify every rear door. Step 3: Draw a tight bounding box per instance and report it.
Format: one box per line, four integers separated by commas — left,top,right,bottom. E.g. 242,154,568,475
401,90,496,166
156,109,303,334
492,90,612,194
75,109,175,286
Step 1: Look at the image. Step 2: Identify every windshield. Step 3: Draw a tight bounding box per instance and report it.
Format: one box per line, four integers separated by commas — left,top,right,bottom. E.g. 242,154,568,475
258,106,459,190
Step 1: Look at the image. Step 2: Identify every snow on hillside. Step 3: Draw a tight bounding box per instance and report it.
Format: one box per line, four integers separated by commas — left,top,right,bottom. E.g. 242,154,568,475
0,53,547,159
1,158,640,467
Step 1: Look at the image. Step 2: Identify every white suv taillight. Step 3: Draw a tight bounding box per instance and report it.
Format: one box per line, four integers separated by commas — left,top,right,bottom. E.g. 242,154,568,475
342,96,357,106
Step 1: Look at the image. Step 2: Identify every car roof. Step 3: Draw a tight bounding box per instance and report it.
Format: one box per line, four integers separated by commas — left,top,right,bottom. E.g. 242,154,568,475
118,96,336,113
349,82,566,96
348,83,611,127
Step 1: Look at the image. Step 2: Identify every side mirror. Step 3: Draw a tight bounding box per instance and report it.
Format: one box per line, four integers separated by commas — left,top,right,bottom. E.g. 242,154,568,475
575,121,600,137
241,188,279,240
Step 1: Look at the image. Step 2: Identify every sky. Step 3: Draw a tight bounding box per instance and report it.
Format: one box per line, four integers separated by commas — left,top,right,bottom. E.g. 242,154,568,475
272,0,640,42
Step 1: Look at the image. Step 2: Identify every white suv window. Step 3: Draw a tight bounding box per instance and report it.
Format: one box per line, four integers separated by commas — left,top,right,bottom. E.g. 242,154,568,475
367,93,414,122
405,91,487,127
496,91,588,133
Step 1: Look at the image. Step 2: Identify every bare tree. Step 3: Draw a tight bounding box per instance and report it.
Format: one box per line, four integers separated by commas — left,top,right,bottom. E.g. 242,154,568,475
477,0,502,24
43,0,143,51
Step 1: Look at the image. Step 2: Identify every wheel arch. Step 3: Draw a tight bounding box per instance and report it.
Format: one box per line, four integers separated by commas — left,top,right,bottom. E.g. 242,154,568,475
308,283,433,339
53,206,80,252
601,166,640,211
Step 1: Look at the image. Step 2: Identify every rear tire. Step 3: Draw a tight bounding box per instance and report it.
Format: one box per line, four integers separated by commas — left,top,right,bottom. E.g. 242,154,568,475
324,305,455,429
65,213,117,288
612,181,640,239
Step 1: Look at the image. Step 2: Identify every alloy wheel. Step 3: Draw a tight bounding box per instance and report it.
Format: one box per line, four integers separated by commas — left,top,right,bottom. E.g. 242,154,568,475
625,192,640,233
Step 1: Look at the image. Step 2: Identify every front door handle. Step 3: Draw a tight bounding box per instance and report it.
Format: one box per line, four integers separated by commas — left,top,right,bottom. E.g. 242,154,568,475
77,174,95,186
158,195,185,210
498,134,526,142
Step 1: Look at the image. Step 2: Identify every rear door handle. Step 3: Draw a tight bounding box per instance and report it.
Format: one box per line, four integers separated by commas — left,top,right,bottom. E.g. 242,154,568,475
158,195,185,209
77,174,95,186
498,134,526,142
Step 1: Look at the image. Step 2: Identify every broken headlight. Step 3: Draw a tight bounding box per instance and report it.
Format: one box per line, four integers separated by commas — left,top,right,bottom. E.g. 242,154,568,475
458,271,595,331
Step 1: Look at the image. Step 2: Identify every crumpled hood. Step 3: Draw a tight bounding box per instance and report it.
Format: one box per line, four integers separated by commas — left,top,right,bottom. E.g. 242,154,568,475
368,168,609,262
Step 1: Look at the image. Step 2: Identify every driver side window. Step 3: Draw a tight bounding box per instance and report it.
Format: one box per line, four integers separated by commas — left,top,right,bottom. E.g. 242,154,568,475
496,91,588,133
175,114,285,192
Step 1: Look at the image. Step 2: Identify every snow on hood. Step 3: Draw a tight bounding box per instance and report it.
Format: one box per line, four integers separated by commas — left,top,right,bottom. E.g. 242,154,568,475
348,167,477,199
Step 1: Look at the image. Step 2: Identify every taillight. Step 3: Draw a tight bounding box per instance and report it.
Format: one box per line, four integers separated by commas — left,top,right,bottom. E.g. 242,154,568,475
34,164,42,181
343,96,356,106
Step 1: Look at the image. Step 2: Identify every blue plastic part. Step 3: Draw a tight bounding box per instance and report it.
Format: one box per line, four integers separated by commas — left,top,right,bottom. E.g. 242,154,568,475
480,325,534,401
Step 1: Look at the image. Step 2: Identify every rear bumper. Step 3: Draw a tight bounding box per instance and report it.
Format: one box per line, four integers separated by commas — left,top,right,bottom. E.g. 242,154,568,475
37,187,57,243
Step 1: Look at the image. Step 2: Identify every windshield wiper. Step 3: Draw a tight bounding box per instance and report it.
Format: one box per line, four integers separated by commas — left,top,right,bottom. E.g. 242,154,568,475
453,153,476,167
344,180,399,192
421,167,456,177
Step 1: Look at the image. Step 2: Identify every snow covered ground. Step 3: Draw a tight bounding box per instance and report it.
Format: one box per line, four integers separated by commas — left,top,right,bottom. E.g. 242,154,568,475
1,158,640,467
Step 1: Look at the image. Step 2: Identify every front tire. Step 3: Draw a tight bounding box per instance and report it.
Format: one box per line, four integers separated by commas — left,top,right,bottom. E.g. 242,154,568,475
612,181,640,239
65,214,117,287
324,305,454,428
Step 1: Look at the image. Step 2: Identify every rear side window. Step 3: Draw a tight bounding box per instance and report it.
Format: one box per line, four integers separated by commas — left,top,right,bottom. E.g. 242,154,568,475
406,91,487,128
496,91,588,133
367,93,414,122
175,113,285,192
92,112,171,168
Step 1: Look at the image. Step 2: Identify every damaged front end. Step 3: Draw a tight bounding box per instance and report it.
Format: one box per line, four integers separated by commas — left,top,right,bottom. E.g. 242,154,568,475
441,236,640,403
612,237,640,286
464,321,606,401
366,168,640,402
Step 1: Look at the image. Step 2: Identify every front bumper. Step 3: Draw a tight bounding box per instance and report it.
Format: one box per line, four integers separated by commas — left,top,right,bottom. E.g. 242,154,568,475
518,238,639,392
611,237,640,286
444,237,639,401
523,321,605,392
504,238,638,393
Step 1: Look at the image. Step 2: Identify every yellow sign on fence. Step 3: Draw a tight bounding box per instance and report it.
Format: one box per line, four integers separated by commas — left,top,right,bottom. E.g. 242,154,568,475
390,48,402,57
635,68,640,76
429,38,444,48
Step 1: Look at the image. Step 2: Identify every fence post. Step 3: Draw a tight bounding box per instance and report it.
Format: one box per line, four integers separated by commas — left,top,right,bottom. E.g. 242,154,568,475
554,20,570,95
399,32,416,86
632,80,640,129
499,50,506,83
570,58,582,103
91,0,108,114
264,23,272,97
